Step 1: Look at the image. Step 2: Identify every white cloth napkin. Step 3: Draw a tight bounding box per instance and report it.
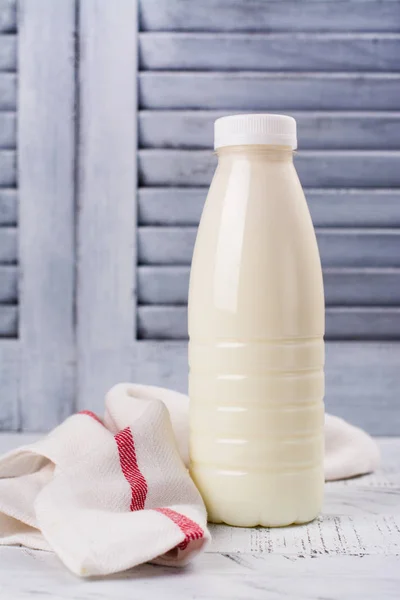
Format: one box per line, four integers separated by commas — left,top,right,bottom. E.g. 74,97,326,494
0,383,380,576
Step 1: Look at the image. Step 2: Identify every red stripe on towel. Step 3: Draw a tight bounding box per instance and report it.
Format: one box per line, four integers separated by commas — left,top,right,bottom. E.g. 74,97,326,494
155,507,204,550
79,410,103,425
115,427,148,511
114,427,203,550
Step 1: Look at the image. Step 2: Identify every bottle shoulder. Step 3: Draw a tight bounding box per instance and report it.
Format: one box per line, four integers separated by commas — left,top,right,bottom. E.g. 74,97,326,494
188,162,324,339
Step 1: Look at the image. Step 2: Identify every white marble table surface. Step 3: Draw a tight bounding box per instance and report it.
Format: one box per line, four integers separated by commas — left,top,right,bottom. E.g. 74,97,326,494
0,434,399,600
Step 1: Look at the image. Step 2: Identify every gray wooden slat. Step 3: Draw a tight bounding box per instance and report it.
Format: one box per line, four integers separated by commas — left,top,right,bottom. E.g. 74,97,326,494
0,189,16,225
0,34,15,70
138,188,400,227
0,73,16,109
0,112,15,148
139,111,400,150
138,227,400,268
327,307,400,340
0,264,16,302
0,1,16,34
137,305,400,341
140,33,400,72
0,304,16,336
324,342,400,436
138,306,186,339
0,150,15,186
139,0,400,33
324,269,400,306
77,0,138,412
0,340,19,430
138,266,189,304
139,73,400,110
138,267,400,306
0,227,16,263
18,0,75,430
139,150,400,188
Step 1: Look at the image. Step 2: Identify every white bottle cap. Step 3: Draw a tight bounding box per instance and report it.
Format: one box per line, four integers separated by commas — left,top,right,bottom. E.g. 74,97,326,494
214,113,297,150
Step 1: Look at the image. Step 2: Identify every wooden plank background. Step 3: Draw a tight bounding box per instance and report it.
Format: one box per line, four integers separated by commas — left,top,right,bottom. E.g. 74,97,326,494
0,73,16,109
137,0,400,354
0,32,15,70
0,0,398,433
134,0,400,431
0,228,16,263
0,190,16,225
0,265,16,302
0,113,15,148
138,149,400,187
137,228,400,267
0,0,16,33
139,73,400,110
77,0,138,411
138,267,400,306
18,0,76,429
0,305,16,335
139,111,400,150
139,0,400,33
0,150,15,185
139,33,400,72
138,188,400,227
137,306,400,340
0,0,18,429
0,341,18,429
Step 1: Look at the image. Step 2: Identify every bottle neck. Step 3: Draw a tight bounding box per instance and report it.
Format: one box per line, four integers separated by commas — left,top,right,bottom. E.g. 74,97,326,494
216,145,294,163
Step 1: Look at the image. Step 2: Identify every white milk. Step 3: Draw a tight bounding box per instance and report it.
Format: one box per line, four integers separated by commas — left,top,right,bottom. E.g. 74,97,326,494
188,114,325,527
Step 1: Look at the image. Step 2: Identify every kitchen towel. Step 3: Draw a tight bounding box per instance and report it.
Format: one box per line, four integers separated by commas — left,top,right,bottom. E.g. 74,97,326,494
0,383,380,576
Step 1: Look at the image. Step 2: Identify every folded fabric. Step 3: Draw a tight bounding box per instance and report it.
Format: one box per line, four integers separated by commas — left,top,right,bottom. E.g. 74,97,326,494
0,387,210,576
0,383,380,576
